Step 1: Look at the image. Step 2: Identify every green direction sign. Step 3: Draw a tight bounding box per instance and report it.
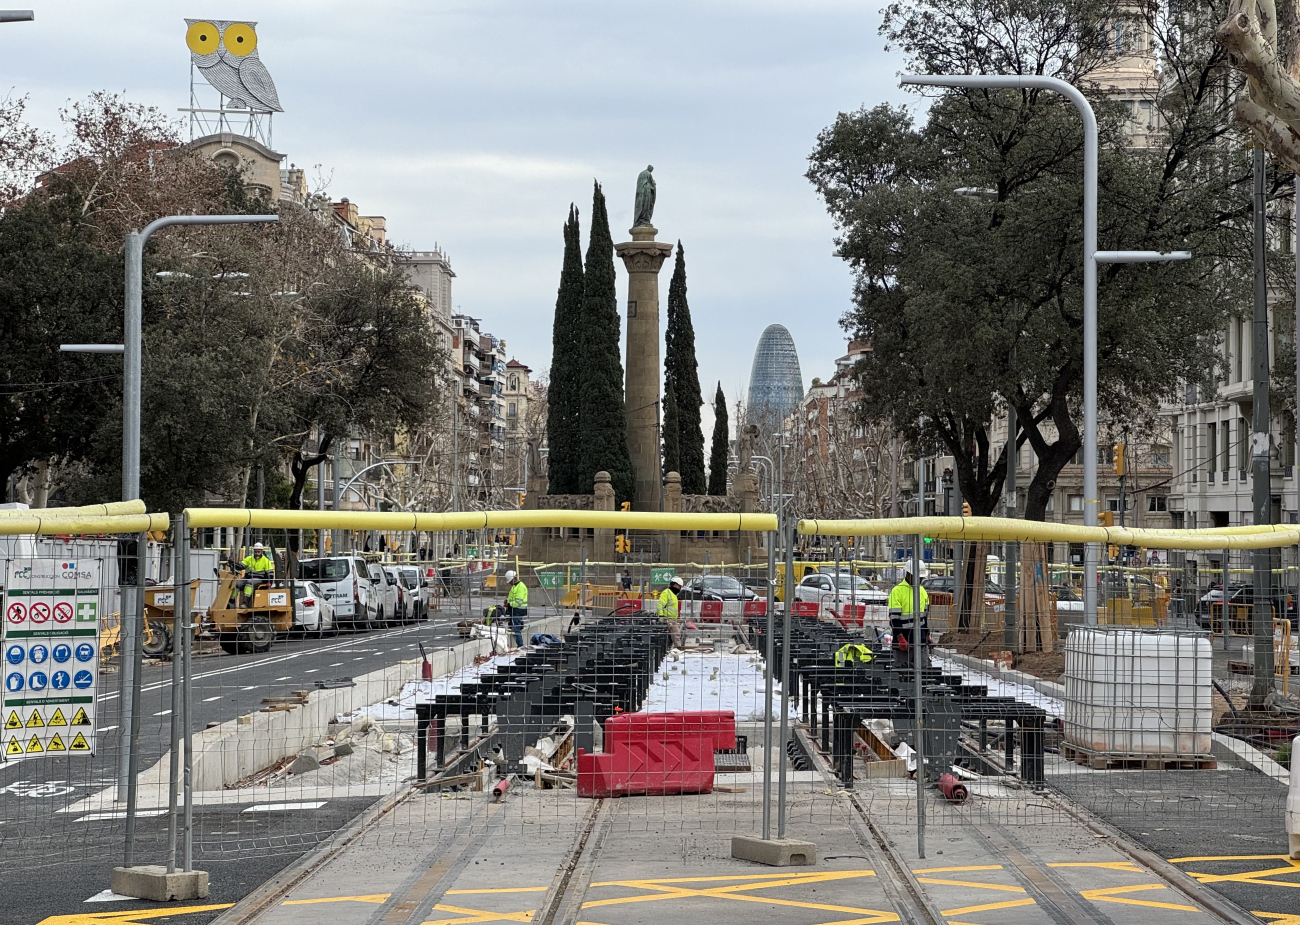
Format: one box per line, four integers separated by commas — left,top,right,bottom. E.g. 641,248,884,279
650,567,675,585
538,572,563,589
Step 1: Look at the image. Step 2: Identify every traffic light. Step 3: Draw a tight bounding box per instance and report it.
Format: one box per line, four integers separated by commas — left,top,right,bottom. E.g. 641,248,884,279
961,501,972,517
1100,510,1114,528
1107,544,1119,560
620,501,632,512
1112,443,1126,477
518,491,526,506
615,535,630,554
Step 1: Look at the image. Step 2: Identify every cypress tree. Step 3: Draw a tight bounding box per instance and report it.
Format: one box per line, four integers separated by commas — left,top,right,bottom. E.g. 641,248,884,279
579,181,635,502
707,382,729,496
663,241,706,493
546,205,584,494
662,378,680,477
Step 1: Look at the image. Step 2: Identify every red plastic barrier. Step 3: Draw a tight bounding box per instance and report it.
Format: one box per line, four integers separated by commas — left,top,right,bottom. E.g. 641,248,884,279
577,711,735,798
743,600,767,617
832,603,866,628
791,601,820,617
698,600,724,623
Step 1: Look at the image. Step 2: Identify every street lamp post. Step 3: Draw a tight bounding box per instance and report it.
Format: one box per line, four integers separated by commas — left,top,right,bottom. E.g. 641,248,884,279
899,73,1190,625
63,213,277,805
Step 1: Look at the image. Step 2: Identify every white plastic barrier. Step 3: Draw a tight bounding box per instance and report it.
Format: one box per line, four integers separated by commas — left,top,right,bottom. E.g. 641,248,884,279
1288,734,1300,859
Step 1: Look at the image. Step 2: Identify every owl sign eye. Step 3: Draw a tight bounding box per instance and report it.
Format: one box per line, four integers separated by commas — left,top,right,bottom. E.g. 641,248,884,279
222,22,257,57
185,21,219,55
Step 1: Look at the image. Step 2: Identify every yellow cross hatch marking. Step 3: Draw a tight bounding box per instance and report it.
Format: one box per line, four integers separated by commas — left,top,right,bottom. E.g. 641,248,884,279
283,893,392,905
35,904,234,925
422,903,536,925
445,888,550,895
938,897,1037,917
1079,883,1200,912
1047,861,1143,872
912,865,1005,874
915,877,1026,894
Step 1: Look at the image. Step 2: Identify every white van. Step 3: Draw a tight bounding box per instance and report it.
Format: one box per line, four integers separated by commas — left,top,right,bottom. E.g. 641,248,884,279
297,557,378,628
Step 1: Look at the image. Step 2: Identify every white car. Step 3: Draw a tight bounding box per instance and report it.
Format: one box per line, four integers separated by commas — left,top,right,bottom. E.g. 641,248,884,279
398,566,430,620
292,581,336,636
383,566,419,624
368,563,400,625
298,557,380,629
794,573,887,605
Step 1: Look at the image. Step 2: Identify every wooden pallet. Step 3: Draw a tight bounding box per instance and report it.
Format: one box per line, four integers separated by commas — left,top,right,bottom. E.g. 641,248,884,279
1060,741,1216,771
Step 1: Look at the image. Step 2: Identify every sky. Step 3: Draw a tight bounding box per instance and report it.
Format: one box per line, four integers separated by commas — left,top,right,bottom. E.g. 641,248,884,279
5,1,909,436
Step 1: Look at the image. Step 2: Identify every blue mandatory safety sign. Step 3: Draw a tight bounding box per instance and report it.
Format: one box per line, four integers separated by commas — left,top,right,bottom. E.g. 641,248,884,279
28,644,48,664
27,671,47,691
74,643,95,663
5,672,23,692
5,644,23,665
50,670,70,690
52,644,71,663
72,669,93,690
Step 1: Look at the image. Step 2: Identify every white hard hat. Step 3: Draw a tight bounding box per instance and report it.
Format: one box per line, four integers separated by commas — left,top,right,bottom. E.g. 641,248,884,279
505,570,517,581
254,542,265,551
903,559,928,578
670,576,683,588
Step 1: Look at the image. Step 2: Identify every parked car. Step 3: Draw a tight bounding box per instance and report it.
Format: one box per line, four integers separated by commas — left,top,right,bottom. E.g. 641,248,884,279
921,574,1004,606
292,581,336,636
794,573,886,605
1195,585,1296,630
367,563,400,625
297,557,379,628
398,566,430,620
677,575,758,601
384,565,419,623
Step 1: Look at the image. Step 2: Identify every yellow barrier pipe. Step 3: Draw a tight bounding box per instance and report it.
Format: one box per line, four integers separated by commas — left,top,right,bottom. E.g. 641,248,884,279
184,508,779,533
797,515,1300,550
0,512,169,536
0,500,148,518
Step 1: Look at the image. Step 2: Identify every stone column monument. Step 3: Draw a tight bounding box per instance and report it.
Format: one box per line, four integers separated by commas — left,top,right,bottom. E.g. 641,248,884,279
616,166,673,511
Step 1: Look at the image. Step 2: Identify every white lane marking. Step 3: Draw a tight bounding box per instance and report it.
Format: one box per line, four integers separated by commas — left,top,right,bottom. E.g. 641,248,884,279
275,676,291,681
353,657,364,661
153,710,171,717
242,801,326,813
241,685,257,691
76,809,168,822
329,662,342,667
97,725,119,733
203,696,222,702
305,668,318,673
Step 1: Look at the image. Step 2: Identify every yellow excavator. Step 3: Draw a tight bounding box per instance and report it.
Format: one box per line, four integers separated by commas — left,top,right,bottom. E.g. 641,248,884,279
206,554,295,655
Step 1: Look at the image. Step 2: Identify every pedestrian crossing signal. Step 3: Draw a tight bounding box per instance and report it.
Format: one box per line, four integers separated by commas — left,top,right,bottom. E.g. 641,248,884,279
69,732,90,751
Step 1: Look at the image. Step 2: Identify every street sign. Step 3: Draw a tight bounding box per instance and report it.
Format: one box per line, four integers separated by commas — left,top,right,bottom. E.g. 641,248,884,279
538,572,563,589
650,567,675,585
1,558,101,760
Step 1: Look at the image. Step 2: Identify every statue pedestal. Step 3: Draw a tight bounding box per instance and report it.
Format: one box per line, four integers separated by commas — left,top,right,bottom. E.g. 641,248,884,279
616,224,673,512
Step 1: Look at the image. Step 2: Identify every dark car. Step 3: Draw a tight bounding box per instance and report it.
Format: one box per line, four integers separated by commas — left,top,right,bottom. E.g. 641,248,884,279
1196,585,1296,630
677,575,758,601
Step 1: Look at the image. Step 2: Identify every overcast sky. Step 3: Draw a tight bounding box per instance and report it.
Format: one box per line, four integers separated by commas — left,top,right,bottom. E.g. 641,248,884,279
7,1,908,435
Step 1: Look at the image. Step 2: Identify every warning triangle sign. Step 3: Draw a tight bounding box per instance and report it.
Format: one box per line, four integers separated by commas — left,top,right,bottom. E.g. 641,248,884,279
48,708,67,727
69,732,89,751
6,735,21,755
4,710,20,730
45,733,66,752
70,707,91,727
24,709,44,728
25,734,43,753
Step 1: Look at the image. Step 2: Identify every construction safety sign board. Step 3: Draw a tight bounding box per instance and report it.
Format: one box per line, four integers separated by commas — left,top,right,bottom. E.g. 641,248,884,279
1,558,100,761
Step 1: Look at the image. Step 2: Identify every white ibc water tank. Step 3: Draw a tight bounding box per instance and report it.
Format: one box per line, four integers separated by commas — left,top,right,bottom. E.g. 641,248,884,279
1063,627,1212,758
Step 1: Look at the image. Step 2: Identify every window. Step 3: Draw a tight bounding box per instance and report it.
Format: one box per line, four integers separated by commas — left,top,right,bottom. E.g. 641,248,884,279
1148,495,1168,512
1150,445,1170,468
508,375,520,391
508,402,517,418
1107,496,1133,512
1207,422,1217,476
1068,494,1084,512
1238,417,1248,475
1045,494,1055,512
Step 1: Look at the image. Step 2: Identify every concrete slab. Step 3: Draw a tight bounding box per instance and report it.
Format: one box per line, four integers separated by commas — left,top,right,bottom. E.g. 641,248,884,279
730,835,816,866
110,865,209,901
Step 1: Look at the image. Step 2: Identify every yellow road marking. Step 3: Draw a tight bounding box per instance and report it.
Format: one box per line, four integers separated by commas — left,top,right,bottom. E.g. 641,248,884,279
423,902,536,925
590,869,874,886
283,893,391,905
912,865,1004,874
1079,883,1199,912
915,877,1026,893
34,907,235,925
445,888,550,895
1170,854,1291,863
1048,861,1143,872
939,897,1036,917
1252,914,1300,925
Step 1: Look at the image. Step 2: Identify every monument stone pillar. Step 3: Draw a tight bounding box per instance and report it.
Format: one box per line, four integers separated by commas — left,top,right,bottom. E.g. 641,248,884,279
616,225,672,511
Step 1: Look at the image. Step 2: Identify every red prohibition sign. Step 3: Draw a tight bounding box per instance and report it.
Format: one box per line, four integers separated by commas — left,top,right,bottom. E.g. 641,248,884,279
52,602,73,624
6,602,25,624
29,601,50,623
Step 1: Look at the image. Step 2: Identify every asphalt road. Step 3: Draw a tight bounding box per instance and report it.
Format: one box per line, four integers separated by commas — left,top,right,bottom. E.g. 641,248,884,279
0,598,532,925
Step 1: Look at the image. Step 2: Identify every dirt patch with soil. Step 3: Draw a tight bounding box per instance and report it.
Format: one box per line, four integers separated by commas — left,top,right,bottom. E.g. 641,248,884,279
939,630,1065,682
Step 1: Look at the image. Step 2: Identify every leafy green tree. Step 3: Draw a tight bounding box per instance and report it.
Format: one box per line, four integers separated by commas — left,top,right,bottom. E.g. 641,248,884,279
579,182,634,502
807,0,1262,520
708,383,729,496
547,204,585,494
664,241,706,493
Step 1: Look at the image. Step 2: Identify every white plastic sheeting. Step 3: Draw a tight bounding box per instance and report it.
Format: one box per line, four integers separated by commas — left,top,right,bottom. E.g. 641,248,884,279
640,651,797,721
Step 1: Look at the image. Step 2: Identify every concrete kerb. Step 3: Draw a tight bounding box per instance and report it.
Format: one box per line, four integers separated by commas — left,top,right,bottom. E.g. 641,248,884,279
134,615,570,797
934,646,1066,700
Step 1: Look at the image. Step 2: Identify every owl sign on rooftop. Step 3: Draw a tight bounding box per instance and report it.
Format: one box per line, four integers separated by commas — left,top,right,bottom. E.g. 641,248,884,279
185,19,283,113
